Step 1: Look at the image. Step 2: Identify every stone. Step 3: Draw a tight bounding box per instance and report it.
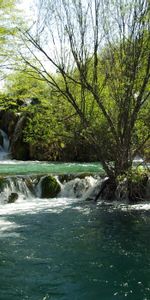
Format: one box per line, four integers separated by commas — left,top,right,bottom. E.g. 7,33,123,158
8,193,18,203
41,175,61,198
0,177,6,191
11,114,30,160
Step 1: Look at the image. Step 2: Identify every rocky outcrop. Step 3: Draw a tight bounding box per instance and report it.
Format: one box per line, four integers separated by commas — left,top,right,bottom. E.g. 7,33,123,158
0,110,31,160
0,110,19,139
11,114,30,160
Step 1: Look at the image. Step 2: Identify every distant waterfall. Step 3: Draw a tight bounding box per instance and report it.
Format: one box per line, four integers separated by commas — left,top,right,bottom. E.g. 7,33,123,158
0,129,10,160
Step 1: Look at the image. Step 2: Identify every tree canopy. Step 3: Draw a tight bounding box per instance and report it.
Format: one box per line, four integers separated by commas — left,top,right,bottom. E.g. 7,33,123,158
1,0,150,181
0,0,19,79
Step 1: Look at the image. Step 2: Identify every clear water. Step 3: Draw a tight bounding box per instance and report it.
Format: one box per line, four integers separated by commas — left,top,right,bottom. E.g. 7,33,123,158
0,199,150,300
0,161,150,300
0,161,104,175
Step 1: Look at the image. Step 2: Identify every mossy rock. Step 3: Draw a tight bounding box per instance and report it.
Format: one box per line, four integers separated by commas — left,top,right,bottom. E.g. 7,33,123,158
58,174,76,183
0,177,6,192
58,172,97,184
77,172,93,179
8,192,18,203
41,175,61,198
25,177,34,193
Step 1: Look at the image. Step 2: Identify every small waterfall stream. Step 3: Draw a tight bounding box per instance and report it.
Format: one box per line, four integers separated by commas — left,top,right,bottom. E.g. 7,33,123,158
0,129,10,160
0,174,100,205
0,139,104,207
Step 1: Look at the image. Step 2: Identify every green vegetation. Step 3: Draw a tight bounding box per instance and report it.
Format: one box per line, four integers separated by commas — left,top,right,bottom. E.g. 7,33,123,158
117,167,149,202
0,0,21,79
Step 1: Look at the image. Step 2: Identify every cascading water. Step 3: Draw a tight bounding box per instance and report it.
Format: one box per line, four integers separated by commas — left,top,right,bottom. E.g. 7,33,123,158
0,174,101,205
59,175,99,199
0,129,10,160
0,176,34,204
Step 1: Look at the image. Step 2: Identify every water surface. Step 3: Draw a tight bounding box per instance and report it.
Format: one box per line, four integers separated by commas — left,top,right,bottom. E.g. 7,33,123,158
0,160,150,300
0,197,150,300
0,161,104,175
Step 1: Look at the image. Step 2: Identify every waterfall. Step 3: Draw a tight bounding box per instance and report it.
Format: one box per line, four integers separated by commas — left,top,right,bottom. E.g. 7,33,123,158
0,176,34,204
59,176,98,199
0,129,10,160
0,174,101,204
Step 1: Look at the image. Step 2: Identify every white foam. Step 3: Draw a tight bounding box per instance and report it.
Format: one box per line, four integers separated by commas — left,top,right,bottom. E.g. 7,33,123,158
99,201,150,212
0,218,22,238
60,176,98,198
0,219,17,230
122,203,150,211
0,196,77,216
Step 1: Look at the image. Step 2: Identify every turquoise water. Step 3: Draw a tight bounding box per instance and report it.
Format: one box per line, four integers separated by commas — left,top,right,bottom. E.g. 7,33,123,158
0,161,104,175
0,161,150,300
0,200,150,300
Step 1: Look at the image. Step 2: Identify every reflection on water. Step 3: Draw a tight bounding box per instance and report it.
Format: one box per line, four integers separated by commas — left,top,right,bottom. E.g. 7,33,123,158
0,197,150,300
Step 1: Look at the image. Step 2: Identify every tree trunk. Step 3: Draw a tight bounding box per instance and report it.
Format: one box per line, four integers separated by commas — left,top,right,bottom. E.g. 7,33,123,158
114,144,132,177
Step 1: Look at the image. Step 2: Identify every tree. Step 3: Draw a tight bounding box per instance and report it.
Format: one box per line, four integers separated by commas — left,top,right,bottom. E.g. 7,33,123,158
2,70,83,161
16,0,150,184
0,0,20,79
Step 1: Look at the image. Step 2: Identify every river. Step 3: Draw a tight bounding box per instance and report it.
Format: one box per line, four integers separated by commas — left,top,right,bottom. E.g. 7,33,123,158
0,140,150,299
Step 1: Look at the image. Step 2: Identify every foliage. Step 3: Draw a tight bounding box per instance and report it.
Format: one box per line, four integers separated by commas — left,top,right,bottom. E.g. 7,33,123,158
13,0,149,179
0,0,21,79
1,71,83,159
117,166,149,184
0,0,149,180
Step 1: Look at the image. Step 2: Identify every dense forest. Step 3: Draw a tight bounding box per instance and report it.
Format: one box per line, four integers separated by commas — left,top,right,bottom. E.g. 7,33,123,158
0,0,149,200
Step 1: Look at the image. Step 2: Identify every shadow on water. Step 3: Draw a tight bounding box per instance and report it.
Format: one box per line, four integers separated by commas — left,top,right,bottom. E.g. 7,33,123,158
0,200,150,300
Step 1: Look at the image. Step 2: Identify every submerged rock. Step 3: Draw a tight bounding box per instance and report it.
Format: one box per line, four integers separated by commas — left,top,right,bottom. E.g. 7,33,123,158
41,175,61,198
8,192,18,203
